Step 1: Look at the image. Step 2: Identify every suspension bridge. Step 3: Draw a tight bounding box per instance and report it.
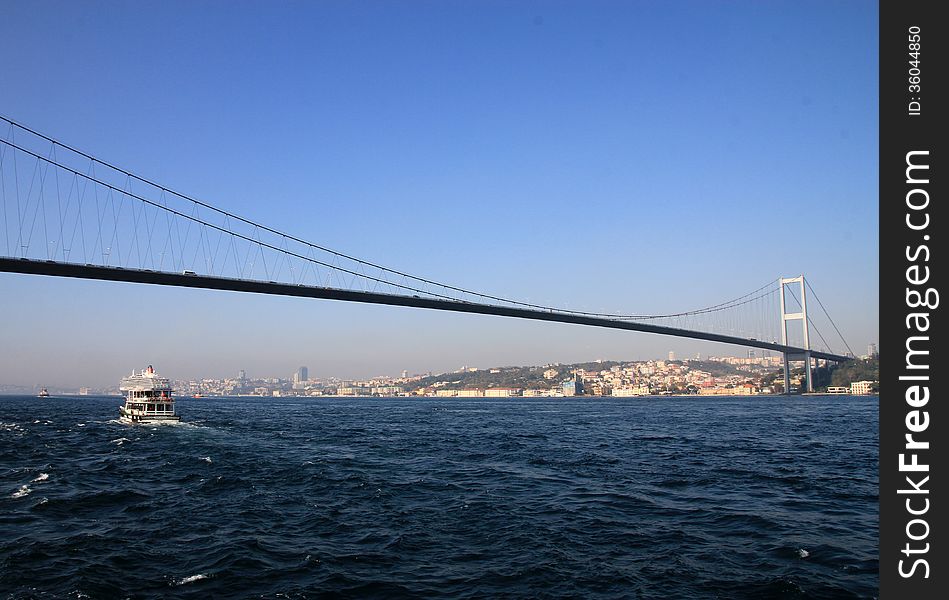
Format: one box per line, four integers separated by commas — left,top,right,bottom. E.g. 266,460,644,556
0,115,853,392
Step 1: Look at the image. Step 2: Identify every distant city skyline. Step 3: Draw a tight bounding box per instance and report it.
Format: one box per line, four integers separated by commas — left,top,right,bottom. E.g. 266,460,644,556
0,1,878,388
0,344,880,391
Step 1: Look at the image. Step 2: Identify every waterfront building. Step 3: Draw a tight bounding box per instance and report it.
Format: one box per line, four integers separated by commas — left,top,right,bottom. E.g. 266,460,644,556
612,385,650,397
699,384,757,396
371,386,404,396
337,386,370,396
484,388,521,397
589,382,612,396
562,375,584,396
850,380,875,395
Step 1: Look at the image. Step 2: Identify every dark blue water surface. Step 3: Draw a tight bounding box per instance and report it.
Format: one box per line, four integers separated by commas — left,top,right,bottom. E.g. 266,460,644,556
1,395,878,599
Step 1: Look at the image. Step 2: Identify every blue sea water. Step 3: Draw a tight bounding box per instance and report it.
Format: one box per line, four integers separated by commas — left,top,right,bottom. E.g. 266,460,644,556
1,395,877,599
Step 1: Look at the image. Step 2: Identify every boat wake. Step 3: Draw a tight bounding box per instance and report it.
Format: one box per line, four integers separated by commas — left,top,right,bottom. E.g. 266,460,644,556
152,420,210,429
142,420,195,427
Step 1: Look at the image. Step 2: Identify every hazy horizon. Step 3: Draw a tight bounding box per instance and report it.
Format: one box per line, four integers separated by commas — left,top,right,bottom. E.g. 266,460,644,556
3,336,799,390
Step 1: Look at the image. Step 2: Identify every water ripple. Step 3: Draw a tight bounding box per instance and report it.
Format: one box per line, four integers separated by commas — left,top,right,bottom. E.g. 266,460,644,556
0,394,878,598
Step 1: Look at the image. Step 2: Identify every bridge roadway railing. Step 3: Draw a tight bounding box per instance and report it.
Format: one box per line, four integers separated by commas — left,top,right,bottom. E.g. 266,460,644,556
0,256,851,363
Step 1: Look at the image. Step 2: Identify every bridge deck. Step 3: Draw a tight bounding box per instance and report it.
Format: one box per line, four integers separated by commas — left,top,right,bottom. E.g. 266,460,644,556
0,257,851,363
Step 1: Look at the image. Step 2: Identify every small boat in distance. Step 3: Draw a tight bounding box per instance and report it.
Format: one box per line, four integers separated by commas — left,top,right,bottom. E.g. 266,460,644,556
37,388,50,397
119,365,181,424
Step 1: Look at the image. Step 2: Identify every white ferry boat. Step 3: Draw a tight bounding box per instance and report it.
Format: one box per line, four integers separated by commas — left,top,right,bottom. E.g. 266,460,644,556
119,365,181,424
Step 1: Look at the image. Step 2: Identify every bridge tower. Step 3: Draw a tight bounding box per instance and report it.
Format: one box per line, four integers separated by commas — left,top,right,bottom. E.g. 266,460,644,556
779,276,813,393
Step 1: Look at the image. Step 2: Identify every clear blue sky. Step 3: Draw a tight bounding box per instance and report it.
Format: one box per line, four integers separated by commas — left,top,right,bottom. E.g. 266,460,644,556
0,1,878,387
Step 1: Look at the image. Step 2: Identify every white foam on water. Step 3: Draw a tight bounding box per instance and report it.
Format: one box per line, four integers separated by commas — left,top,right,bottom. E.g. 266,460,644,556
173,573,208,586
12,484,31,498
111,437,131,445
200,456,212,463
32,473,49,483
144,420,207,428
798,548,810,558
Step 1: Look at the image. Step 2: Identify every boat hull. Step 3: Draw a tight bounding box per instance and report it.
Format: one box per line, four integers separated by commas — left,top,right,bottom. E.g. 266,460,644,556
118,406,181,424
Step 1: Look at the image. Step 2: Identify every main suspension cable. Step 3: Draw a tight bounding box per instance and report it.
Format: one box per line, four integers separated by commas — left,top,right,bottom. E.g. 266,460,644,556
0,115,782,323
